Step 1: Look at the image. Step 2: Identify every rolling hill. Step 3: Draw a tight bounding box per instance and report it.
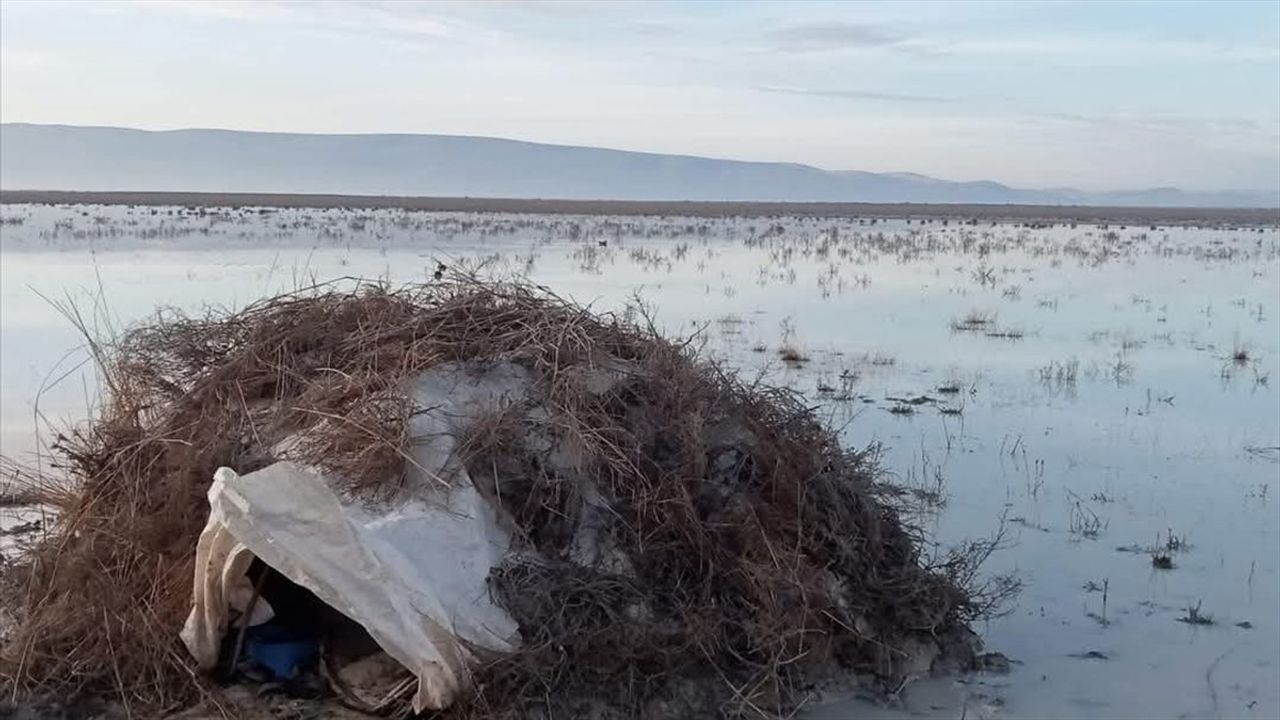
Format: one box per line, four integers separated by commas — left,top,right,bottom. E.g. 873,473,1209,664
1,123,1274,207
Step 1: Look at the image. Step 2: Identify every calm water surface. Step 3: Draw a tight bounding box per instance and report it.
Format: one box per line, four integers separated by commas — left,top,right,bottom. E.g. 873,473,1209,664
2,204,1277,719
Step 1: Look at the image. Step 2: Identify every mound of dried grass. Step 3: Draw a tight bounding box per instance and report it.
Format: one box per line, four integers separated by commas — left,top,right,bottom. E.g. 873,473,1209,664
0,278,1011,717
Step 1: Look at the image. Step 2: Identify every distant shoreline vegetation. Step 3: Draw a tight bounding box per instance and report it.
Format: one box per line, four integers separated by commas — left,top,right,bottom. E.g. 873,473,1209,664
2,190,1277,227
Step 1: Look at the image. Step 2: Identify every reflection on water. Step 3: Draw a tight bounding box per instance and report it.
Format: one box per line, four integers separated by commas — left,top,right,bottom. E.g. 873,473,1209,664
2,204,1278,719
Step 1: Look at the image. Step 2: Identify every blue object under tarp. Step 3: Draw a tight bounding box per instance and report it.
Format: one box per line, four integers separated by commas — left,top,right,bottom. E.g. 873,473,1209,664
243,622,319,679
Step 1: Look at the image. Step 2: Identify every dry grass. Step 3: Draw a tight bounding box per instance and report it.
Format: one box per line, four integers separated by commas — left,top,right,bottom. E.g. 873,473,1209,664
0,277,1002,717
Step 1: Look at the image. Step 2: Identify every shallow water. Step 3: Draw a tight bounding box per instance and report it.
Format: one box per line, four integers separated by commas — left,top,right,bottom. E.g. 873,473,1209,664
2,204,1278,719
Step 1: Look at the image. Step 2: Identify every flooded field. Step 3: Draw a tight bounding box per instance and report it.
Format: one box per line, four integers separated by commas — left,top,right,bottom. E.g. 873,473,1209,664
1,203,1277,719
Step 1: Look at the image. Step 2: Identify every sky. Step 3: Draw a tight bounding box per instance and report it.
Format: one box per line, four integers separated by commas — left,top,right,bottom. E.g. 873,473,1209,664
1,0,1277,192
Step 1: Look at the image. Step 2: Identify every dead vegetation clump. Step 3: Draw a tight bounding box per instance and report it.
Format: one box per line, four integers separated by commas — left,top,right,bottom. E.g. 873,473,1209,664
0,278,1009,717
950,310,996,332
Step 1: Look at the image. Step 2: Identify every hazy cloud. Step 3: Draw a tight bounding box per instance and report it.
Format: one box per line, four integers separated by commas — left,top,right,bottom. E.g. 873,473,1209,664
765,21,913,53
0,49,50,68
627,20,682,38
940,36,1280,62
763,20,1279,63
757,85,956,104
1032,110,1266,138
116,1,479,44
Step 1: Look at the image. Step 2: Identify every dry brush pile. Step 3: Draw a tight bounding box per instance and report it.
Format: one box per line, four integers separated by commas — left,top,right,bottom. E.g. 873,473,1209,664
0,277,1013,718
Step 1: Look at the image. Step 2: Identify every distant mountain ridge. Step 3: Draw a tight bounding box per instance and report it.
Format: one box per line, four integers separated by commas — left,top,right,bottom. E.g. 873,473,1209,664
1,123,1275,208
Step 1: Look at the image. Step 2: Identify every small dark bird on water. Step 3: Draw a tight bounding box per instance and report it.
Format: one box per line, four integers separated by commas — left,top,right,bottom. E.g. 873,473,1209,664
433,262,446,280
597,240,607,247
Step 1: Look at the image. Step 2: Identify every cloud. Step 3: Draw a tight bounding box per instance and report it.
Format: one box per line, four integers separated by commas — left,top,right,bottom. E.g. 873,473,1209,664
761,20,1279,64
764,21,915,53
0,49,50,69
940,36,1280,62
757,85,956,104
1030,110,1267,138
112,1,479,45
627,20,682,38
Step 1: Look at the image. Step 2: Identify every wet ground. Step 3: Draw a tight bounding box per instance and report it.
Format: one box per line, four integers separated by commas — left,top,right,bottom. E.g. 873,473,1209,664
1,204,1277,719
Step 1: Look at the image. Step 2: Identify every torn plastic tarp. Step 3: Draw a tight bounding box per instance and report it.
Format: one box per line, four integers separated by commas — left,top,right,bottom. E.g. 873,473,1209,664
180,363,537,712
181,462,518,711
180,361,581,707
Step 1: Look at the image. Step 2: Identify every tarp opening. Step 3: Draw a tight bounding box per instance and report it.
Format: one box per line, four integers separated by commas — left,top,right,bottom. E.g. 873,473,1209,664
181,362,534,712
181,463,517,713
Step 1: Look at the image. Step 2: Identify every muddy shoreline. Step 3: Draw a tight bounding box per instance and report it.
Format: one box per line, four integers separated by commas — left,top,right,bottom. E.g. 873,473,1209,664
2,190,1277,227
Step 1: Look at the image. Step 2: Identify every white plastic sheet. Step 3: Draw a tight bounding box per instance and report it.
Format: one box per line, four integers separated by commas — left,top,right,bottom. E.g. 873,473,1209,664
181,462,518,711
180,362,536,712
